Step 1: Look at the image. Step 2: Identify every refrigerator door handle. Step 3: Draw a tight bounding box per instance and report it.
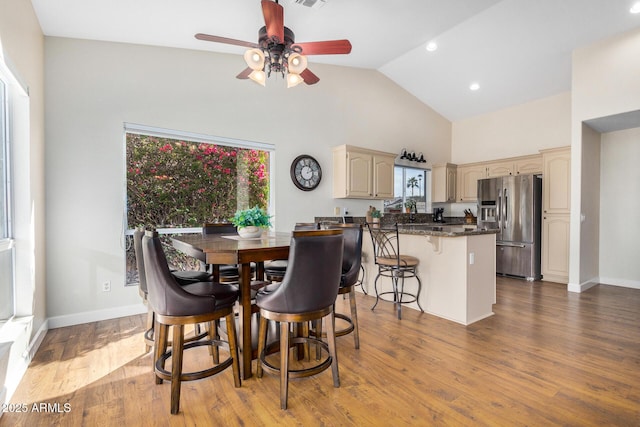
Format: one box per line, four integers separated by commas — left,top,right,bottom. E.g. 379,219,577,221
497,242,526,248
503,188,508,228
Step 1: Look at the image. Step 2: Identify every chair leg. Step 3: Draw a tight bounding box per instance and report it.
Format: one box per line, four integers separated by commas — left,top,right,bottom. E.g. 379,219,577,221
315,318,323,361
256,315,268,378
170,325,185,415
145,308,154,353
326,310,340,388
280,321,290,410
225,312,242,388
371,272,382,310
348,288,360,349
154,323,168,384
414,271,425,312
208,321,219,364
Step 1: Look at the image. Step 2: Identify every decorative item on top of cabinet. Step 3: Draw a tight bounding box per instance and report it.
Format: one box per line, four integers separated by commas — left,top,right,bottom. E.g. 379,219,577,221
332,145,395,199
432,163,457,203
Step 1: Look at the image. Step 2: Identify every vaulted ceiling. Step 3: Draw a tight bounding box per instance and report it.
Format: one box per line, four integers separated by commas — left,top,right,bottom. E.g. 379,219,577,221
31,0,640,121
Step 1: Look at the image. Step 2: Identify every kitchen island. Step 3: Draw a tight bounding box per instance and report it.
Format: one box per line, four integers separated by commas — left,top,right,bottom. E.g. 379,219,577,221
361,224,499,325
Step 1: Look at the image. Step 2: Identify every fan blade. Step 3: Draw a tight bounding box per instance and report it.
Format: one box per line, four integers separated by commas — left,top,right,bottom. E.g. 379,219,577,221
261,0,284,43
236,67,253,80
293,40,352,55
195,33,258,49
301,68,320,85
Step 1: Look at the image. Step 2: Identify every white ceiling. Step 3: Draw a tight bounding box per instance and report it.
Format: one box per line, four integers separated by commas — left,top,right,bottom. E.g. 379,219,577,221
30,0,640,121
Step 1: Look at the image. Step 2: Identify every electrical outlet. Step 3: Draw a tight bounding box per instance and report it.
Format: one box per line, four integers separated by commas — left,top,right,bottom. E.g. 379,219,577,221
102,281,111,292
469,253,475,265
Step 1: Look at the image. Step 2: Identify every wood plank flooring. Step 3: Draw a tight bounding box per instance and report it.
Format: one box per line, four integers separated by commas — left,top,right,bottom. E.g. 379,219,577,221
2,277,639,426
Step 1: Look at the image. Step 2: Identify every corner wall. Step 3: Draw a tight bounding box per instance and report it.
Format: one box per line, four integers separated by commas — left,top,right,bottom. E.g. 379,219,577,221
571,27,640,289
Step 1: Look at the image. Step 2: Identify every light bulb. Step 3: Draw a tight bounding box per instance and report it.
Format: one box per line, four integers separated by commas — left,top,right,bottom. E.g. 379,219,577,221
287,73,304,88
249,70,266,86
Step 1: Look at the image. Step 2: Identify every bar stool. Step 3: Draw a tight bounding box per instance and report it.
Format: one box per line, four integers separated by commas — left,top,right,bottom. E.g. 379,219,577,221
315,223,363,349
256,229,344,409
366,223,424,319
264,222,320,282
142,230,241,414
133,227,211,351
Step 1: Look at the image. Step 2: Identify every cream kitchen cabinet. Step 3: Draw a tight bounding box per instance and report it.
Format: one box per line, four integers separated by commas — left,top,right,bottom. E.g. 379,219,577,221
485,159,515,177
432,163,457,203
541,213,570,283
541,147,571,214
514,155,543,175
332,145,395,199
540,146,571,284
456,163,486,202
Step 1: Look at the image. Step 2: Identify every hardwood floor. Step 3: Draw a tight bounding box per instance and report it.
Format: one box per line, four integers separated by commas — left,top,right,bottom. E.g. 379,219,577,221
2,277,639,426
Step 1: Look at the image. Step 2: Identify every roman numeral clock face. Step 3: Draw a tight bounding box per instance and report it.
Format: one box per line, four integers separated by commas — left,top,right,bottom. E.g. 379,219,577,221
290,155,322,191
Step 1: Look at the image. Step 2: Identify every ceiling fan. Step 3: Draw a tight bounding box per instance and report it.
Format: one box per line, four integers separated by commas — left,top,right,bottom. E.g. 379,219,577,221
195,0,352,87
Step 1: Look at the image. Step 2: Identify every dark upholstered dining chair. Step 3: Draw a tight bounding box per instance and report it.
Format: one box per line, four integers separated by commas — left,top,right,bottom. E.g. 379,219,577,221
366,222,424,320
142,230,241,415
133,227,211,352
255,229,344,410
264,222,320,282
321,223,363,349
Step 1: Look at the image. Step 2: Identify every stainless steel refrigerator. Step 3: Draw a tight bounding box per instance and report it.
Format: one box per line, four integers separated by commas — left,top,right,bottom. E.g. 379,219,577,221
477,174,542,281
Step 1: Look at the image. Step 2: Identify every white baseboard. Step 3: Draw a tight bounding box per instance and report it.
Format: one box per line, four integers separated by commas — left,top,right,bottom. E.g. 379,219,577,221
598,277,640,290
567,279,599,293
48,304,147,329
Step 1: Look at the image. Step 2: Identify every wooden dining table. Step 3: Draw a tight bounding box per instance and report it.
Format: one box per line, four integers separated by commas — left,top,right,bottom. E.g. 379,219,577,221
172,231,291,379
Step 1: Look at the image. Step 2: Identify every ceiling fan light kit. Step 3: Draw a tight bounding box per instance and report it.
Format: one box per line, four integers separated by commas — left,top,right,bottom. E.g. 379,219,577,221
195,0,351,88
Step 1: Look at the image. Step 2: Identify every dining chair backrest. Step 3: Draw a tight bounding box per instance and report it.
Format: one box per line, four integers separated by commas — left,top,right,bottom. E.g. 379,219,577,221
133,226,148,295
202,222,237,235
294,222,320,230
327,224,363,287
257,229,343,314
142,230,219,317
365,223,401,266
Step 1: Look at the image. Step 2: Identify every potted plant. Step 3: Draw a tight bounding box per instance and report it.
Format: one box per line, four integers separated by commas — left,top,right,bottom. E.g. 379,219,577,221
371,207,382,227
231,206,272,238
404,199,416,213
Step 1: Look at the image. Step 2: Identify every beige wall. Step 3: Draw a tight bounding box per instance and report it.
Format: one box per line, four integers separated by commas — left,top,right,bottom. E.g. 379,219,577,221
451,91,571,164
571,27,640,290
43,37,451,321
599,127,640,288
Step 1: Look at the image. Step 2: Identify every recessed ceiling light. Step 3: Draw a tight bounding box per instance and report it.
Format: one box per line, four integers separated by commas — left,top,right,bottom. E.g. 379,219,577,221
426,41,438,52
631,2,640,14
469,82,480,91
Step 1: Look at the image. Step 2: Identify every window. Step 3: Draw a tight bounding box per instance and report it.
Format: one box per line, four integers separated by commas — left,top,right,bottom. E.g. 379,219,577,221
384,166,431,213
0,72,15,323
124,124,274,285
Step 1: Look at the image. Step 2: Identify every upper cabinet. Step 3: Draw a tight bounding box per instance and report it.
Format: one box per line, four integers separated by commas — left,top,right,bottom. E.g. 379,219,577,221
456,164,486,202
541,147,571,214
332,145,395,199
486,160,515,178
432,163,457,203
514,155,543,175
455,154,543,202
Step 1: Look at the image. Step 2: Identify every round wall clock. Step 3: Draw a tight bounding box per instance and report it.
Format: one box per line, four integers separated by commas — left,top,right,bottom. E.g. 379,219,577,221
290,155,322,191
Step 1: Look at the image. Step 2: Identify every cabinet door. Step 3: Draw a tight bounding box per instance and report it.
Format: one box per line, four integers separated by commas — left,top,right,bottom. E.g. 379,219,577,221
446,166,457,202
346,151,373,198
373,154,394,199
542,214,570,283
486,160,514,177
543,149,571,214
514,156,543,175
456,165,486,202
432,164,456,203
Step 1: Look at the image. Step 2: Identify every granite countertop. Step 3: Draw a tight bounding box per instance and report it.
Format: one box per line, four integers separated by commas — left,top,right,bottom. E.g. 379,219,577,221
396,223,499,237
